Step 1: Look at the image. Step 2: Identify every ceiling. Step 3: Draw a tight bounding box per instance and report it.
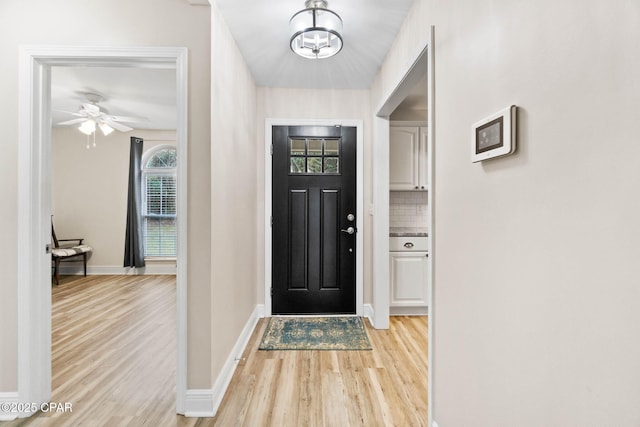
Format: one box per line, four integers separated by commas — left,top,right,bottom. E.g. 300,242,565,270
51,66,177,130
51,0,417,131
214,0,416,89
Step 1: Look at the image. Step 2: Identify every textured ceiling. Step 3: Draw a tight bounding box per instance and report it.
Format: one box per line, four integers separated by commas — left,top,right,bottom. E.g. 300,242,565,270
214,0,416,89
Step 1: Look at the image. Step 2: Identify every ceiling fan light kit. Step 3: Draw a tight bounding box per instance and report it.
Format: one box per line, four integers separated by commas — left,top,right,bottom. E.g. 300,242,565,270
290,0,343,59
56,92,142,147
99,122,115,136
78,119,96,136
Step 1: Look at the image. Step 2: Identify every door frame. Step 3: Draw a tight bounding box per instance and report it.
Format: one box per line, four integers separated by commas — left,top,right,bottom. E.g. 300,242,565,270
264,119,364,318
372,27,434,426
17,45,188,416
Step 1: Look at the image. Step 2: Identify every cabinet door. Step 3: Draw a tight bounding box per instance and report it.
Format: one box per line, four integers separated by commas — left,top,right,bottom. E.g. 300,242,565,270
389,127,419,190
418,127,428,190
389,252,429,307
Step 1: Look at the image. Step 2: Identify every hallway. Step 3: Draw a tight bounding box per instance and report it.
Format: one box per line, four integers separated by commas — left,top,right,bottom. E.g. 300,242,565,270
6,275,426,426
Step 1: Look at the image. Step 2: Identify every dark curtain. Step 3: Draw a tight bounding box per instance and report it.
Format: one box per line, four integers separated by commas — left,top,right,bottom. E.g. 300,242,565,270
123,137,145,268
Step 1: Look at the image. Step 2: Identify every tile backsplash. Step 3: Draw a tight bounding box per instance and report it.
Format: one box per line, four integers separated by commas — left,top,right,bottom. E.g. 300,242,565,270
389,191,428,228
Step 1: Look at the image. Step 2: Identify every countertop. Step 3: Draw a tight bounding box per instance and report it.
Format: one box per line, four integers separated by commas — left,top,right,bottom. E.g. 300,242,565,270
389,227,428,237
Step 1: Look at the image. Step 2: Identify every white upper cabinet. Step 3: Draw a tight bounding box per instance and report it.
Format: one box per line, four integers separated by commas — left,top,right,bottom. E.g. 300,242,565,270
389,124,428,191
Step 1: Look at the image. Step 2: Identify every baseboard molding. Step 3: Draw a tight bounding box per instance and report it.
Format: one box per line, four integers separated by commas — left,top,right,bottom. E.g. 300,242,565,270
255,304,265,318
364,304,374,325
183,389,215,417
184,304,263,417
58,264,176,275
390,306,428,316
0,392,20,421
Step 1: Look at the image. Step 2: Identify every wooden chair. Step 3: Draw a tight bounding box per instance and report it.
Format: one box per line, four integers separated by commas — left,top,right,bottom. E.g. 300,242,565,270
51,221,92,285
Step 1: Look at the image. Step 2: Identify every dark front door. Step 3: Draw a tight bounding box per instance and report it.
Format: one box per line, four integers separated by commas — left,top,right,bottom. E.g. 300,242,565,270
272,125,357,314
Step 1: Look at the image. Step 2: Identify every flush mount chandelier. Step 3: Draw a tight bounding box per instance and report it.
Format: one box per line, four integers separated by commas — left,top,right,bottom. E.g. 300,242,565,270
290,0,343,59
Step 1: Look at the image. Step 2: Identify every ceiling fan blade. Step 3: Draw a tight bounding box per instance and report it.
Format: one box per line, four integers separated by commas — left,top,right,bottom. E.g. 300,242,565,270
104,119,133,132
109,115,147,123
57,118,87,126
55,110,87,117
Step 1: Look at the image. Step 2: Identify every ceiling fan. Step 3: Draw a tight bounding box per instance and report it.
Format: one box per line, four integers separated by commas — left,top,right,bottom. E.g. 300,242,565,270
57,93,143,135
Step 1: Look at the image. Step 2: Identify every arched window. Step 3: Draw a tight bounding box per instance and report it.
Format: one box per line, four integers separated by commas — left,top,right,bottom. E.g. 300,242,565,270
142,145,177,258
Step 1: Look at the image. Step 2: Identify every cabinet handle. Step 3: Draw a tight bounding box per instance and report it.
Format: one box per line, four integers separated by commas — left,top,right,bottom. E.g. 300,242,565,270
404,242,414,248
414,185,418,189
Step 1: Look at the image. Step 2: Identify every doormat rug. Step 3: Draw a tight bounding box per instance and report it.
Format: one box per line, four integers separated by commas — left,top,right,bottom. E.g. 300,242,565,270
259,317,372,351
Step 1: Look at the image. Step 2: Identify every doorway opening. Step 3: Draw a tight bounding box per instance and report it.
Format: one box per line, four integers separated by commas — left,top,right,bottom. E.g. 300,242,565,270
17,46,188,417
372,27,434,426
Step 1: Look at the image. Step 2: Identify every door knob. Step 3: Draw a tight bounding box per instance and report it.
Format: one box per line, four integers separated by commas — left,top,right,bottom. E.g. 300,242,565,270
341,226,355,235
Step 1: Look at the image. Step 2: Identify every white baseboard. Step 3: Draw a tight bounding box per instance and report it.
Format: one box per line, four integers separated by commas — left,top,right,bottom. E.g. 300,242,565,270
364,303,374,325
184,304,263,417
0,392,19,421
183,389,215,417
58,264,176,275
390,306,428,316
255,304,265,318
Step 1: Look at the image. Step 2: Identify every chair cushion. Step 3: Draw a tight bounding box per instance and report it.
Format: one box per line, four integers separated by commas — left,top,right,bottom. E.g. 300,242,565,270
52,245,92,258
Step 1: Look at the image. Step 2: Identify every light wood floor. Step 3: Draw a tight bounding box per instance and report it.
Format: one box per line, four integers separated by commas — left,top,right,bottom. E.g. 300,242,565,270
6,275,427,427
208,315,428,427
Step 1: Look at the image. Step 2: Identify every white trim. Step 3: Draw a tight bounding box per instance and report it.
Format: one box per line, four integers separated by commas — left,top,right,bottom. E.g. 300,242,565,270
255,303,266,319
390,306,428,316
57,264,177,275
210,305,262,415
184,389,216,418
372,117,390,329
375,42,430,118
175,43,189,416
17,45,189,418
433,421,440,427
0,392,20,421
426,26,436,427
185,304,263,417
18,44,53,413
363,303,374,326
264,119,365,318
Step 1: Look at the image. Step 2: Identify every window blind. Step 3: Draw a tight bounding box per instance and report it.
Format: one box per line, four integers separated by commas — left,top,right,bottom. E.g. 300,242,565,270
143,174,177,257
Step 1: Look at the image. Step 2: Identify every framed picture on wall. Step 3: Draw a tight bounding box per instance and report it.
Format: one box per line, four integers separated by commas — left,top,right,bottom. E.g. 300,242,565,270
471,105,517,162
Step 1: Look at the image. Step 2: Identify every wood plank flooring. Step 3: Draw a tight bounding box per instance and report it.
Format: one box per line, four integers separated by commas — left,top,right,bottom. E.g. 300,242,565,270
6,275,428,427
208,315,428,427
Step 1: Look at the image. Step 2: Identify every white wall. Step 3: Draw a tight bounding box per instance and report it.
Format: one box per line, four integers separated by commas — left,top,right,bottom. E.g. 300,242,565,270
52,128,176,270
210,2,258,381
372,0,640,425
0,0,211,392
255,87,373,304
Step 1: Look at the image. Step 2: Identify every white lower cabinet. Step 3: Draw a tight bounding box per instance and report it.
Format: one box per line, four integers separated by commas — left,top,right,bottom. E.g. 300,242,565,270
389,251,429,315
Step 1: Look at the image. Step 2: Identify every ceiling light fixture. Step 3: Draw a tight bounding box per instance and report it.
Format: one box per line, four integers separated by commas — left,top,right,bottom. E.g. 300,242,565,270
290,0,343,59
98,122,114,136
78,120,96,136
76,119,116,149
